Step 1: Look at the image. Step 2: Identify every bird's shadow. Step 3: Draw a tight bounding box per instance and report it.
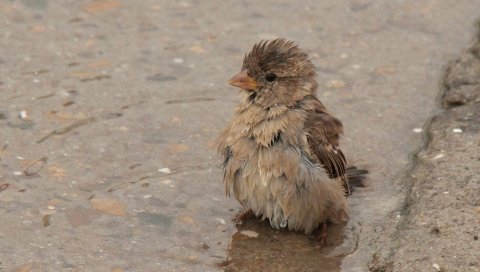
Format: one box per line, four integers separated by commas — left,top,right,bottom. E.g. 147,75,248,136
218,215,359,272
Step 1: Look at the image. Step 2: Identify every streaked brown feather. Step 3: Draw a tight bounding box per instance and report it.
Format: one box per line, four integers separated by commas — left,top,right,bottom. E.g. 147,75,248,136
305,110,350,194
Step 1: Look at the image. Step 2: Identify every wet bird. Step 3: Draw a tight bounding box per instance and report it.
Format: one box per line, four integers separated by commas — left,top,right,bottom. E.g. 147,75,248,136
217,39,361,243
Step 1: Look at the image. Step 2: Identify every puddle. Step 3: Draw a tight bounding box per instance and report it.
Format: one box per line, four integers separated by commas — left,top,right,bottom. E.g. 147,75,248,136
222,216,362,271
224,223,342,271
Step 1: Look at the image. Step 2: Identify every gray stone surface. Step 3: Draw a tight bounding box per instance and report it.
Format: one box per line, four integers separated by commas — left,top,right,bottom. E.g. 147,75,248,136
0,0,479,271
370,28,480,272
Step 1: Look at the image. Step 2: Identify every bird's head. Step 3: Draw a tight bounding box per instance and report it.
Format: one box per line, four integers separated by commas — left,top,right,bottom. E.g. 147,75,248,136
229,39,317,108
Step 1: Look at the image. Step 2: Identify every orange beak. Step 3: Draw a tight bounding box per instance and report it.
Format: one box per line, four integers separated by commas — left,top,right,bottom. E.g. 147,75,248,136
229,70,257,91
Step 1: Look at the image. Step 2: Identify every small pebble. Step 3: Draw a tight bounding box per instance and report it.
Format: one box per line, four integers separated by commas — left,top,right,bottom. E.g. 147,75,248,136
240,230,259,238
432,263,440,271
413,128,422,133
13,171,23,176
47,206,55,210
158,168,171,174
217,218,226,225
432,154,445,160
143,194,152,199
173,58,184,64
161,179,172,185
19,111,29,120
452,128,463,133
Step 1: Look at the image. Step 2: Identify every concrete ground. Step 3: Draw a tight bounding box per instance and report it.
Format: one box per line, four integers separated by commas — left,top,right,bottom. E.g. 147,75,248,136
0,0,479,271
369,30,480,272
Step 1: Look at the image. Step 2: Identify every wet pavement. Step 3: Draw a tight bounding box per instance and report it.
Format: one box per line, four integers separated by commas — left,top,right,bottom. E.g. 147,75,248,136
0,0,479,271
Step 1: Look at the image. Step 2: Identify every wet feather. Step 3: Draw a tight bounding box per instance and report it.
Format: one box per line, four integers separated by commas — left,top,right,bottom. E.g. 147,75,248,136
217,39,352,234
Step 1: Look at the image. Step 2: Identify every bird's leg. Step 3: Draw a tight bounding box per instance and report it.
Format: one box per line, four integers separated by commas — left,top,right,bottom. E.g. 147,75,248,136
232,209,254,225
316,222,329,247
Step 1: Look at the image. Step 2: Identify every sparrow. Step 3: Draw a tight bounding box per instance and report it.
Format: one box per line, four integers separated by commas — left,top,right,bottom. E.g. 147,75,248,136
217,39,359,241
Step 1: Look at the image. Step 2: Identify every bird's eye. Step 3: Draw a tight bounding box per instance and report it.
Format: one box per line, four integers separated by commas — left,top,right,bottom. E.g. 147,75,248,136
265,73,277,82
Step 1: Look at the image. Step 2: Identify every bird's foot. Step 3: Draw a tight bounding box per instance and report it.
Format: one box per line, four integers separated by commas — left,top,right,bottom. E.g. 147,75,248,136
315,223,329,248
232,209,254,225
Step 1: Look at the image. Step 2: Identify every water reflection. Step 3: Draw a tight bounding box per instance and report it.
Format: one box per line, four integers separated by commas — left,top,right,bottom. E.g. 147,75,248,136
222,216,361,271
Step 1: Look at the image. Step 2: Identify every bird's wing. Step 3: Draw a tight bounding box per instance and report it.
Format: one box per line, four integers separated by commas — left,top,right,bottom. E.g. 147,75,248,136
305,111,350,194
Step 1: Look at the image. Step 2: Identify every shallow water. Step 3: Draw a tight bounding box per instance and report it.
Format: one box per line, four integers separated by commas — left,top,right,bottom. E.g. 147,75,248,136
222,218,361,271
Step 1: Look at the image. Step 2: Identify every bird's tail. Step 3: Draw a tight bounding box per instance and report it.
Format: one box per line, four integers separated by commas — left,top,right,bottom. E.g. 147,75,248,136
344,166,368,195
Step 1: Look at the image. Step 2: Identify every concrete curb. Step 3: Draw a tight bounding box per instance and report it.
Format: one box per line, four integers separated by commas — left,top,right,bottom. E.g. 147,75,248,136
370,21,480,272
